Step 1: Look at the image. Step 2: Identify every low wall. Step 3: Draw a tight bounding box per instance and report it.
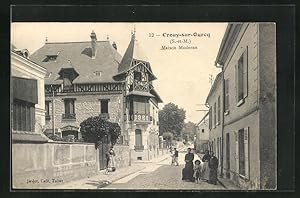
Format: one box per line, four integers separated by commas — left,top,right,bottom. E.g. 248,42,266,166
130,148,169,161
112,145,131,168
12,141,98,189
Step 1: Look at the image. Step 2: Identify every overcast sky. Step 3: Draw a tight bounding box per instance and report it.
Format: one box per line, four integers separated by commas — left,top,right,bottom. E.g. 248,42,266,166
11,22,227,123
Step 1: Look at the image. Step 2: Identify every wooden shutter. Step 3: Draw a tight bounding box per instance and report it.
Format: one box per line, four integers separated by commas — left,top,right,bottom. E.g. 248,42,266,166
235,131,239,174
244,127,249,179
243,47,248,98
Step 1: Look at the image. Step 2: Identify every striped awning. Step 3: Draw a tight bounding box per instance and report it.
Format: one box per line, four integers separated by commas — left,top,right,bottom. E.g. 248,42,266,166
12,76,38,104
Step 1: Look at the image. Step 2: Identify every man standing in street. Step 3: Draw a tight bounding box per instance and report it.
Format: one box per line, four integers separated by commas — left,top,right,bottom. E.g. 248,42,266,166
173,148,179,166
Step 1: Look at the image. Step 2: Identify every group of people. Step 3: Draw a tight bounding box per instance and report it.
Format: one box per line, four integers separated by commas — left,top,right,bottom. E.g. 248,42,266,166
182,148,219,185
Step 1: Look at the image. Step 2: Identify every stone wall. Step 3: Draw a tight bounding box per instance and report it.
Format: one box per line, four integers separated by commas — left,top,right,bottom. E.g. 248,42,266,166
112,145,131,168
12,142,98,189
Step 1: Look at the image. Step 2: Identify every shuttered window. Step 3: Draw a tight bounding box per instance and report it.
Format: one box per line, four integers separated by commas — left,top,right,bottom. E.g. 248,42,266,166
217,96,221,124
236,127,250,178
100,100,109,114
12,99,35,132
64,99,75,115
235,46,248,104
224,79,229,111
209,107,212,130
213,102,216,128
135,129,142,146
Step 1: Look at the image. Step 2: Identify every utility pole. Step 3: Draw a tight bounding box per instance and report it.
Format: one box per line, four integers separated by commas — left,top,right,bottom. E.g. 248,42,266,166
51,85,55,135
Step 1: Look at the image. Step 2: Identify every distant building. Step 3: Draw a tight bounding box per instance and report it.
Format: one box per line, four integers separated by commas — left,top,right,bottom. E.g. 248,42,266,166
211,23,276,189
29,31,163,163
206,72,223,173
195,112,209,154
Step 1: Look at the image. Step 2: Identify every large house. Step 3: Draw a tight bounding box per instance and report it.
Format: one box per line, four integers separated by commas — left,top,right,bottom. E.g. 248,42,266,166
194,112,209,154
207,23,276,189
29,31,162,163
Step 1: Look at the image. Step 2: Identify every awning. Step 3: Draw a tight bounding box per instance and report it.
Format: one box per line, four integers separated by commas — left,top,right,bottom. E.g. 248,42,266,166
12,76,38,104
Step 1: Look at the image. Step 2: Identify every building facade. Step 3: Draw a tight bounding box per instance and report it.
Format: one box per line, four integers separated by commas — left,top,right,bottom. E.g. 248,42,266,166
11,45,48,142
212,23,276,189
29,31,162,162
206,72,223,174
195,112,209,154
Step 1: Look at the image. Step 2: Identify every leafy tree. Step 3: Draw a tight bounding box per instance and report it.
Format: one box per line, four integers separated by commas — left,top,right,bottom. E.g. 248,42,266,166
158,103,186,137
182,121,197,142
162,132,174,147
80,116,121,147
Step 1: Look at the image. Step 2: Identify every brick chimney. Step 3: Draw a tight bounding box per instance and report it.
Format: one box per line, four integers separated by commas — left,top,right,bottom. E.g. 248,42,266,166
90,30,97,59
112,41,117,50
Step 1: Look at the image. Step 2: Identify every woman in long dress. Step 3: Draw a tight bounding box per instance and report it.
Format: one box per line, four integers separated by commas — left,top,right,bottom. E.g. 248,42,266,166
201,150,211,181
208,151,219,185
105,146,116,174
182,148,195,182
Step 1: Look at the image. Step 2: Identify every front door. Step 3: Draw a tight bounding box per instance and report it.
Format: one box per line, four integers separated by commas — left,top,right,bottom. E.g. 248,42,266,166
226,133,230,178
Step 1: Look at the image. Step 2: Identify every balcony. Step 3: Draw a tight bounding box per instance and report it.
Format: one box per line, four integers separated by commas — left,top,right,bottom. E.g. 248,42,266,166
129,113,151,123
99,113,110,120
62,113,76,120
134,145,144,150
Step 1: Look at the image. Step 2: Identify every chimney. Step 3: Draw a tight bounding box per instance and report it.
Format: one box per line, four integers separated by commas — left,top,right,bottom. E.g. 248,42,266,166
112,41,117,50
90,30,97,59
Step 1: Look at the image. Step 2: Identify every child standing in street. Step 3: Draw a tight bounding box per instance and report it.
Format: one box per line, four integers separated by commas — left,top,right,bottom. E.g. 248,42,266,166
193,160,202,183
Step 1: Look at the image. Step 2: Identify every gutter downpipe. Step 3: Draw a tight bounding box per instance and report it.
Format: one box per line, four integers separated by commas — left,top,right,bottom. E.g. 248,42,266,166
216,62,224,178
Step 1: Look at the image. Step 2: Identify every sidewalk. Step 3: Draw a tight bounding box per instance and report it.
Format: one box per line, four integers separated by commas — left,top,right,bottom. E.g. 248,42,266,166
132,152,170,164
44,164,146,189
196,153,240,190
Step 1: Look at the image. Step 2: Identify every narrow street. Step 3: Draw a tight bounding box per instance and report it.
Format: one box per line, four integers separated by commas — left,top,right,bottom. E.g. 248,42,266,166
102,148,224,190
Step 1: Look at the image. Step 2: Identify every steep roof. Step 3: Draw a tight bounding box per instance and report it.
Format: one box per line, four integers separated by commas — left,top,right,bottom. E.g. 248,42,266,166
205,72,223,104
114,34,156,80
29,40,122,84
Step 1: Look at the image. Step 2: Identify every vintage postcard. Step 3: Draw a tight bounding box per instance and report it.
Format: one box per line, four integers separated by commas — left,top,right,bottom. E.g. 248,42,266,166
11,22,276,190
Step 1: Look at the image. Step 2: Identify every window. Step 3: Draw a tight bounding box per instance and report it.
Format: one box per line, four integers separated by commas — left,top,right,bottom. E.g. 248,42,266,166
63,99,75,119
236,47,248,104
43,55,58,62
236,127,249,178
63,74,72,90
94,71,102,76
134,71,142,81
224,79,230,113
45,101,50,120
213,102,216,128
202,129,205,133
217,96,221,125
13,99,35,132
100,100,109,114
238,129,245,176
135,129,143,150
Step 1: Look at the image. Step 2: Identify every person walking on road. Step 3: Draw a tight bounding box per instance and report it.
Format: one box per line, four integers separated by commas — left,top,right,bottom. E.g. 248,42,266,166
173,148,179,166
208,151,219,185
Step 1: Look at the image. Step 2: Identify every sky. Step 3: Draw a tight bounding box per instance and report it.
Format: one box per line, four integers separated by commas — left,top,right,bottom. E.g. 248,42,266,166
11,22,227,123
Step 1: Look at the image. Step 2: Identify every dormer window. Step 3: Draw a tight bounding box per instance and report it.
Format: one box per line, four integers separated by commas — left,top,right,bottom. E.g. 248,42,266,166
43,55,58,62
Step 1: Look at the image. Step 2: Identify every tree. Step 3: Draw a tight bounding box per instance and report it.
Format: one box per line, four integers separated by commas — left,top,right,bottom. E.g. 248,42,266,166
162,132,174,148
80,116,121,147
182,121,197,142
159,103,186,137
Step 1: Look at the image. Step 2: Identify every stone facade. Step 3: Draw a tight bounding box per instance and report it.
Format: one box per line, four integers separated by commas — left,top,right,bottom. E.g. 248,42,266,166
45,92,123,138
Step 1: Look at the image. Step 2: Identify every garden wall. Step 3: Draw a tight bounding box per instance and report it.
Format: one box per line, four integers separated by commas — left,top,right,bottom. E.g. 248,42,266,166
12,141,98,189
